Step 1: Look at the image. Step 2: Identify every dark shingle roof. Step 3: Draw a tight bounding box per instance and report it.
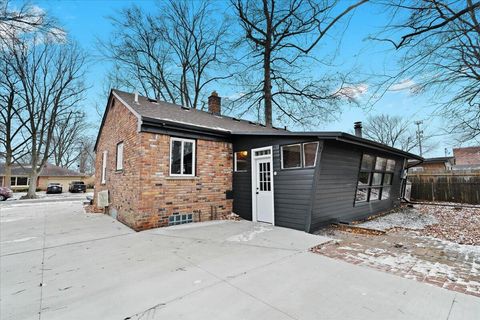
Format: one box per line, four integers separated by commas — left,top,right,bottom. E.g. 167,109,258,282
0,163,85,177
112,89,285,134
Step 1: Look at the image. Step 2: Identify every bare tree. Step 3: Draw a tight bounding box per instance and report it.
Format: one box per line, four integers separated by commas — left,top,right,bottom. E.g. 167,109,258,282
51,111,89,169
362,114,432,153
230,0,368,127
373,0,480,142
99,0,229,109
5,32,87,198
0,50,30,188
77,137,95,175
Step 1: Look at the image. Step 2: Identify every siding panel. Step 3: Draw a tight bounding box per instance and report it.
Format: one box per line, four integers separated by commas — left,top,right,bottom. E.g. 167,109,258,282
310,140,405,231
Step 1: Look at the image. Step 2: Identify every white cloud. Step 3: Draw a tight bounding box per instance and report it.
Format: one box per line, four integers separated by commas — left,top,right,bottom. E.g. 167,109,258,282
389,79,415,91
335,83,369,102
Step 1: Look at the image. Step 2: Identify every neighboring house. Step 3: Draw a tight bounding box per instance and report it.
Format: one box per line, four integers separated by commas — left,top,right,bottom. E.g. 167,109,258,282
453,146,480,165
94,89,422,232
409,157,454,172
0,163,88,191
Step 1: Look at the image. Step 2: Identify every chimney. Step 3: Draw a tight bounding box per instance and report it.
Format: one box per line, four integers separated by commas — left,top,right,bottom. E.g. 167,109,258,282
134,91,139,104
208,91,221,115
354,121,362,137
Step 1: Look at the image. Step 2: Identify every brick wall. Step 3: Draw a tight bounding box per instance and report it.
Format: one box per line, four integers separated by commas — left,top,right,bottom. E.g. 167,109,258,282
453,147,480,165
95,96,233,231
133,134,233,230
94,97,142,228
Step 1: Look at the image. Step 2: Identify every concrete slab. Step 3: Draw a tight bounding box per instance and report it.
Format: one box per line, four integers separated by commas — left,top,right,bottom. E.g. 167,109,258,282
1,201,479,320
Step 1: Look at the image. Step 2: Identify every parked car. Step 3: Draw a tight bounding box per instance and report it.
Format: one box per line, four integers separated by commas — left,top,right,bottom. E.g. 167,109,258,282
69,181,86,193
46,183,62,194
0,187,13,201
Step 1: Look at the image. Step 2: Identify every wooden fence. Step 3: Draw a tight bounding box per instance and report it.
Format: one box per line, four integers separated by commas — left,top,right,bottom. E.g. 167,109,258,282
408,171,480,204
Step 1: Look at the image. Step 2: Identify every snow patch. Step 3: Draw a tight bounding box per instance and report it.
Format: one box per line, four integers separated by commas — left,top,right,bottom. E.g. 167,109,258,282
227,224,273,242
1,237,37,244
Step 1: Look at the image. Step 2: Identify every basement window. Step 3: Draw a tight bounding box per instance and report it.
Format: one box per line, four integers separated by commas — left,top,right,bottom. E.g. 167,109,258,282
170,137,195,176
355,154,396,204
234,151,248,172
168,213,193,226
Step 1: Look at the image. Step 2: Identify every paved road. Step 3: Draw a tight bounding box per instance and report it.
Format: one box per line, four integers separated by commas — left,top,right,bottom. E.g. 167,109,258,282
1,201,479,319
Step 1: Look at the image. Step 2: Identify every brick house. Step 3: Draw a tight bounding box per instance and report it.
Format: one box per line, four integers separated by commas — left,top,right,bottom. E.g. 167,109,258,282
453,146,480,165
0,163,87,191
94,90,422,232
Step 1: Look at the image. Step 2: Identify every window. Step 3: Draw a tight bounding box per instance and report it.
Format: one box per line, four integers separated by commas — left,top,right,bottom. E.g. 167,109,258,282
101,151,107,184
10,177,29,186
255,149,271,156
116,142,124,171
168,213,193,226
282,142,319,169
170,137,195,176
281,144,302,169
303,142,319,167
355,154,396,204
234,151,248,172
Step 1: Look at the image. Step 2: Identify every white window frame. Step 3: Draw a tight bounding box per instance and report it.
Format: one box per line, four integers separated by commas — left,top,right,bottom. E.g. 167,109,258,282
303,142,319,168
280,144,302,169
10,176,30,187
169,137,196,177
101,150,107,184
116,142,124,171
234,151,248,172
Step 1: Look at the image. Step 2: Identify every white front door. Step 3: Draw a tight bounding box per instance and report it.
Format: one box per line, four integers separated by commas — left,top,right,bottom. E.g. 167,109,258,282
252,147,274,224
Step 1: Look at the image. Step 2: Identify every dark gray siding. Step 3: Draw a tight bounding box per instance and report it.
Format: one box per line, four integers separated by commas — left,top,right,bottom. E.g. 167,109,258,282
232,136,318,231
309,140,405,231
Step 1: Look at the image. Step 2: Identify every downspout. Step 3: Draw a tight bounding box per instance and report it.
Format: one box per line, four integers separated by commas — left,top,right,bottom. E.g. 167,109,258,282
401,158,423,203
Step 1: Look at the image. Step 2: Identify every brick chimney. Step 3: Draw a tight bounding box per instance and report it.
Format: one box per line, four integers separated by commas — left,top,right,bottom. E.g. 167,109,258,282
354,121,362,137
208,91,221,115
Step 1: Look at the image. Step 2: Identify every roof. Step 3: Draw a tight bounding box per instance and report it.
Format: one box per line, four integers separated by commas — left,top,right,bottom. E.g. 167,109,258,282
421,157,454,164
232,131,423,160
0,163,85,177
94,89,423,160
113,89,285,134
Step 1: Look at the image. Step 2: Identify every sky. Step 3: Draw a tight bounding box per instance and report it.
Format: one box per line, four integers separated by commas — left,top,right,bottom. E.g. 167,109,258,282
19,0,474,158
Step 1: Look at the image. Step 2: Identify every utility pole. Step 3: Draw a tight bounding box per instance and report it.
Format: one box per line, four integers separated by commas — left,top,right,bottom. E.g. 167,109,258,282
415,120,423,157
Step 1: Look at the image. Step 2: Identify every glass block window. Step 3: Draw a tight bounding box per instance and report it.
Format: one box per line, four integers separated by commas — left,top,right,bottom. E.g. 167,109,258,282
355,154,397,204
168,213,193,226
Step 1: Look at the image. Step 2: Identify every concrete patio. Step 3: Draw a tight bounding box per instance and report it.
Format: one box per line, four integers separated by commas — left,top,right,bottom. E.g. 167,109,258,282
1,200,479,319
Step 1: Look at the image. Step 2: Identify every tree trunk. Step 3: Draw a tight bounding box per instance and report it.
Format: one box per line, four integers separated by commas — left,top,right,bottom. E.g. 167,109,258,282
4,150,12,188
263,28,273,127
25,172,38,199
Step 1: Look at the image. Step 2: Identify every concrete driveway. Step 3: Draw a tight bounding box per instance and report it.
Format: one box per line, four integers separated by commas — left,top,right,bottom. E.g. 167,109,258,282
1,201,479,320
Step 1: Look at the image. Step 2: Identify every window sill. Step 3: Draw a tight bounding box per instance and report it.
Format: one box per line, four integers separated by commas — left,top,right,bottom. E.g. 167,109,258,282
115,170,124,173
165,176,199,180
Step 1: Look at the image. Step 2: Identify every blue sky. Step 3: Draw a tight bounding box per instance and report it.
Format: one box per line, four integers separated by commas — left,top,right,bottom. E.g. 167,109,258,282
26,0,467,157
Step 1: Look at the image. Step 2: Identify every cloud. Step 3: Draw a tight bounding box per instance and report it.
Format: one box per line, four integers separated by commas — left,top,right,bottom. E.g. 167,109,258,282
335,83,369,103
389,79,416,91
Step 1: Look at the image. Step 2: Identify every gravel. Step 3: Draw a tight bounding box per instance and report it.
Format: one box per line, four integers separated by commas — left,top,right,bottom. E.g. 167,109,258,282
358,207,438,231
